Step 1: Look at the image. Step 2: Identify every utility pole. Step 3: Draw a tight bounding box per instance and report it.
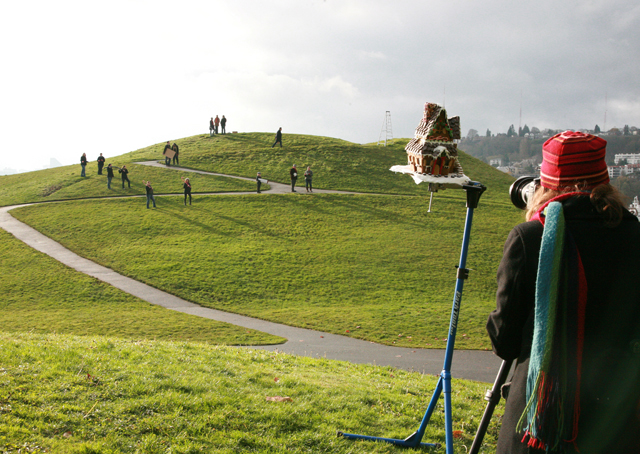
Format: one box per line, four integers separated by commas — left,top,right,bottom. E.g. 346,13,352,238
378,111,393,146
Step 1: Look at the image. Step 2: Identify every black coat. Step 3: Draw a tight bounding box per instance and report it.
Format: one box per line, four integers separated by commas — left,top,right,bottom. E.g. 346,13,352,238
487,196,640,454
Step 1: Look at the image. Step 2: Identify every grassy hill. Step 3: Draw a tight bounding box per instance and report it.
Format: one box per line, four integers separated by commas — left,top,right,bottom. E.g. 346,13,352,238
3,133,523,349
0,133,516,453
0,332,503,453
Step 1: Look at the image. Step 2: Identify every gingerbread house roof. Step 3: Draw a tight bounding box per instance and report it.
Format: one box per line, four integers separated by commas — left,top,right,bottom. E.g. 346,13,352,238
414,103,460,142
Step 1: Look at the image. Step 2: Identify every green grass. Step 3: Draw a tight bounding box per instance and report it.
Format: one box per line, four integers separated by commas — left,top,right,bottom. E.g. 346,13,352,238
125,133,516,203
0,332,504,453
0,229,283,346
0,162,259,207
11,193,523,350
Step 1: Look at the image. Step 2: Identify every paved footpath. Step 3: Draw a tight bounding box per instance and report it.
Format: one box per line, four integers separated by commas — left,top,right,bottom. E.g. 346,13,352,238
0,163,504,383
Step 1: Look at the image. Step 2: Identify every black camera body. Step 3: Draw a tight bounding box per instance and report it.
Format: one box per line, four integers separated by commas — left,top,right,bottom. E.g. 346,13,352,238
509,176,540,210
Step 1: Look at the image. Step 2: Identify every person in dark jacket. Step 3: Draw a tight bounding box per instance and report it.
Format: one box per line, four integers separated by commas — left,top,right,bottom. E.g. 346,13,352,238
172,143,179,166
304,166,313,192
272,127,282,148
106,163,114,189
256,172,267,193
181,176,191,205
163,141,172,166
119,165,130,189
487,131,640,454
289,164,298,192
221,115,227,134
144,180,156,208
209,117,214,136
80,153,87,177
97,153,105,175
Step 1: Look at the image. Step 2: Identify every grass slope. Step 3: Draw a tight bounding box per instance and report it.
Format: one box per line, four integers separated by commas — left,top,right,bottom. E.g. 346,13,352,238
0,332,503,453
11,193,522,350
0,229,283,345
0,162,258,207
126,133,516,202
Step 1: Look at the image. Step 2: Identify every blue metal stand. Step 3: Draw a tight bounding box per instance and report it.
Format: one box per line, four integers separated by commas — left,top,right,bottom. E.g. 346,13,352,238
339,181,486,451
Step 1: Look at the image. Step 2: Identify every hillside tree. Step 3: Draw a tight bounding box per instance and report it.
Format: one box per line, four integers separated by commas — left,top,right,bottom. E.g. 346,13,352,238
507,124,516,137
486,129,491,137
595,124,601,134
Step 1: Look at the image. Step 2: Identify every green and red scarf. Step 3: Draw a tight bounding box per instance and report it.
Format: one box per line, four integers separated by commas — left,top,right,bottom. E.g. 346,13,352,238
517,196,588,452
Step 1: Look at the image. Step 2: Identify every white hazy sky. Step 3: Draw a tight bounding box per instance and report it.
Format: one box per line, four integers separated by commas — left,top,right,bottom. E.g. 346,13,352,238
2,0,639,172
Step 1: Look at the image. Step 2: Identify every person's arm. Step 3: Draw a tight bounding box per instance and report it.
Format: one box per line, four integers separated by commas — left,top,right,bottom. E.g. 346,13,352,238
486,226,535,360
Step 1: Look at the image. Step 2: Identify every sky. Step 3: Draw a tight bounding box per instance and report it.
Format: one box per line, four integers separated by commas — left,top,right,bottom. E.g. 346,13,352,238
1,0,639,173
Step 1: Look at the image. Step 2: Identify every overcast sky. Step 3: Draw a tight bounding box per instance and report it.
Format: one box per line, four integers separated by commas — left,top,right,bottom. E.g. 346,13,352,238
2,0,639,172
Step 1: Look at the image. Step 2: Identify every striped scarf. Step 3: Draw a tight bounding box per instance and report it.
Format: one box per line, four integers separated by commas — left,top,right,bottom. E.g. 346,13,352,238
517,200,588,452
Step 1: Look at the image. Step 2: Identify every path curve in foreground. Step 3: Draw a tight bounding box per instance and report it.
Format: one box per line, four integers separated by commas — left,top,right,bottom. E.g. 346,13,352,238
0,164,503,383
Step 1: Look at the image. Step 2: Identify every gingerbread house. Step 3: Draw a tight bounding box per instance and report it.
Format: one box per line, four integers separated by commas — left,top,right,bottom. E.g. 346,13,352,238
404,103,464,177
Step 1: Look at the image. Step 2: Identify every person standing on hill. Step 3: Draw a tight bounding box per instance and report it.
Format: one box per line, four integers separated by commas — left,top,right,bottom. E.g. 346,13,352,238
290,164,298,192
214,115,220,134
80,153,87,177
144,180,156,208
487,131,640,453
181,176,192,205
304,166,313,192
256,172,267,194
97,153,105,175
163,141,172,166
221,115,227,134
209,117,214,136
106,163,114,189
172,142,179,166
119,165,131,189
272,127,283,148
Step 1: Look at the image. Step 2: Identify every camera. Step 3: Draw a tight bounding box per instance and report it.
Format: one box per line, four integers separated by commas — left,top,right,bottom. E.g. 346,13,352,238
509,176,540,210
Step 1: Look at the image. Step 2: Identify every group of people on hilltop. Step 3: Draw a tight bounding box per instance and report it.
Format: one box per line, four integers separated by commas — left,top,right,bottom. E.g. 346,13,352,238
209,115,227,135
79,152,130,189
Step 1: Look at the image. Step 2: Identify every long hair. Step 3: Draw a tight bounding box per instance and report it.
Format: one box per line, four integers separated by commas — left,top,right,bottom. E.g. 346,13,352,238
526,183,627,227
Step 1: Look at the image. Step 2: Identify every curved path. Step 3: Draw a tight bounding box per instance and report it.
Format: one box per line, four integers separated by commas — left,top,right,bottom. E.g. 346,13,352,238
0,163,503,383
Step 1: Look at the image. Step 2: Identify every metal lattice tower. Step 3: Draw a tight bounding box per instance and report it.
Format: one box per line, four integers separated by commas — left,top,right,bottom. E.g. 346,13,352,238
377,111,393,146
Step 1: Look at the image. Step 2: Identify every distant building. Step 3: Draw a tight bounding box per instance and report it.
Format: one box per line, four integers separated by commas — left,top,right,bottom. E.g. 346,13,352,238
608,164,640,179
629,196,640,221
614,153,640,165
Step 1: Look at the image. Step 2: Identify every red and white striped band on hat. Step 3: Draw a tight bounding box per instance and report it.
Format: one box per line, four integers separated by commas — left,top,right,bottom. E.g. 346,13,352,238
540,131,609,191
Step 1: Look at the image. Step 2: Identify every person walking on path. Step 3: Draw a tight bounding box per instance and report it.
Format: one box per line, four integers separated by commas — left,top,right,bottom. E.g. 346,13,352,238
221,115,227,134
304,166,313,192
106,163,114,189
290,164,298,192
272,127,283,148
214,115,220,134
80,153,87,177
181,176,192,205
97,153,105,175
144,180,156,208
163,141,172,166
209,117,214,136
256,172,268,194
172,142,180,166
486,131,640,453
119,165,131,189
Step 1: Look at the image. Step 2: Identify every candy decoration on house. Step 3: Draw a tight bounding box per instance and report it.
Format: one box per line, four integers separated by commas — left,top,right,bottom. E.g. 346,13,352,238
390,102,470,188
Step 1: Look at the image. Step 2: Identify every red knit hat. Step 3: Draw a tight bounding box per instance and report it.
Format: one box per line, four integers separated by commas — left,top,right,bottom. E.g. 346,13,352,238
540,131,609,190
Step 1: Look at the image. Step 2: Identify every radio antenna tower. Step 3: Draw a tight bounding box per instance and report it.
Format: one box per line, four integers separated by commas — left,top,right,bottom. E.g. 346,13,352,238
378,111,393,146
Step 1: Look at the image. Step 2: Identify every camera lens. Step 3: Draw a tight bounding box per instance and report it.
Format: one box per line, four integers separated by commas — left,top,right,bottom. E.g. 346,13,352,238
509,176,539,210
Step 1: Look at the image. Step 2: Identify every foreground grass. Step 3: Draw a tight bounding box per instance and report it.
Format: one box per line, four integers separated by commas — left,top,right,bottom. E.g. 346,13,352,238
0,229,283,346
0,332,503,453
0,163,258,207
11,194,523,349
125,133,516,203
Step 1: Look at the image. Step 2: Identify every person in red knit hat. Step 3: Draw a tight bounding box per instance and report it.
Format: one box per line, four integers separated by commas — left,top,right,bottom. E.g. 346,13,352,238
487,131,640,454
